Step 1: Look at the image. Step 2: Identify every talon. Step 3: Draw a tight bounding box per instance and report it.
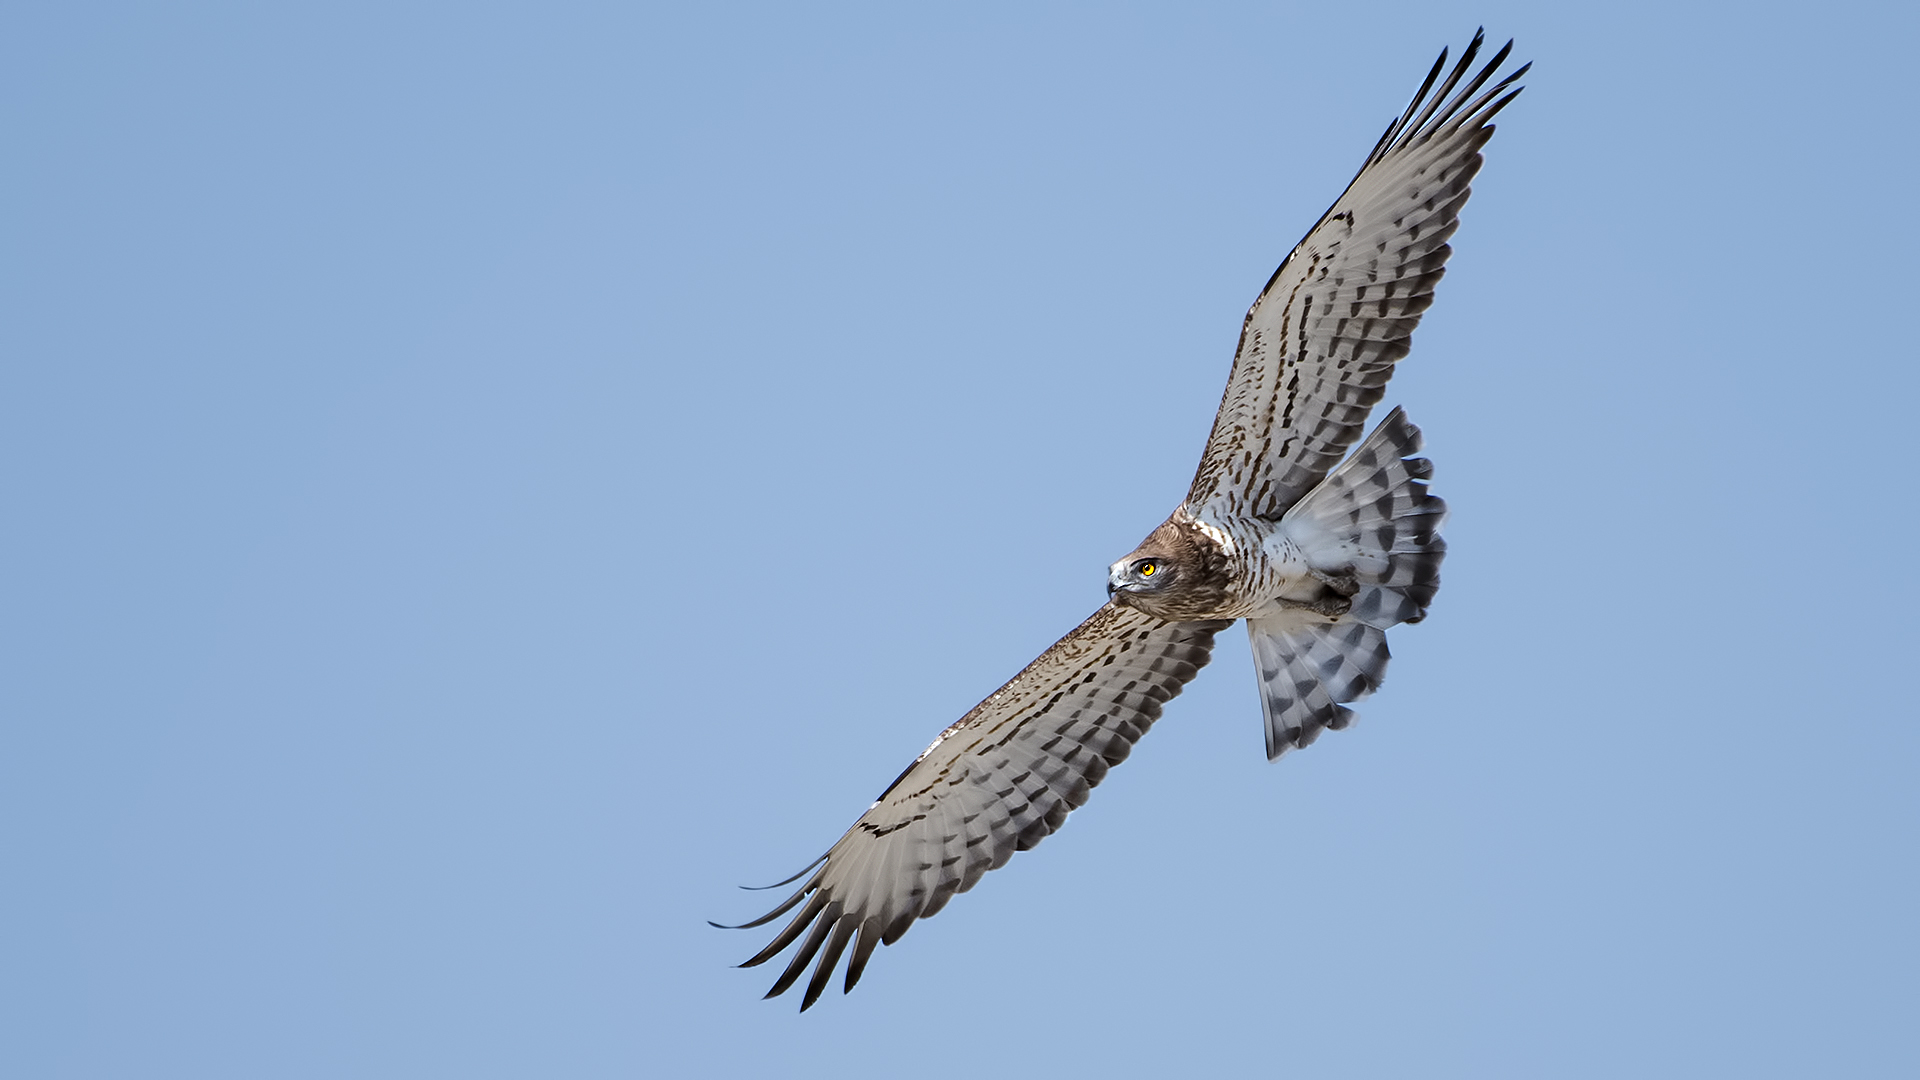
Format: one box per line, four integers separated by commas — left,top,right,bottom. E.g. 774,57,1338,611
1276,594,1352,618
1311,595,1352,617
1308,566,1359,596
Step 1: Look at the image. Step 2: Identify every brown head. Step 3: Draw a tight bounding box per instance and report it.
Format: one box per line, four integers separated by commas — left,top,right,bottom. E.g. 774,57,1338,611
1106,517,1236,620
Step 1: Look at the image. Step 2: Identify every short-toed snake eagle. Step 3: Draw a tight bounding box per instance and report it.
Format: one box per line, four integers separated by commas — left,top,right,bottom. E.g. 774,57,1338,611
719,31,1526,1010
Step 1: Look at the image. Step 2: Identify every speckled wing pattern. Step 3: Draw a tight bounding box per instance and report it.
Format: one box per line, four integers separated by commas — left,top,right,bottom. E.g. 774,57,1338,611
1185,32,1526,523
718,606,1229,1010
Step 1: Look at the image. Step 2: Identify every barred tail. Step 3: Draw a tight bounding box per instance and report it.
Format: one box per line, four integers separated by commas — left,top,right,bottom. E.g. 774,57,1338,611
1248,407,1446,761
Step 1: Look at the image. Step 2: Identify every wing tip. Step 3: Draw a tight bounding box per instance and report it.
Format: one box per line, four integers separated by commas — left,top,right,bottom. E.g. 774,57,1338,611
1377,30,1529,161
736,853,829,891
729,607,1233,1010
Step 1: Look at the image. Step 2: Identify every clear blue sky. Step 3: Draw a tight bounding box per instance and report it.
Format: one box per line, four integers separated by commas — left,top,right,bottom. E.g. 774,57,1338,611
6,3,1917,1077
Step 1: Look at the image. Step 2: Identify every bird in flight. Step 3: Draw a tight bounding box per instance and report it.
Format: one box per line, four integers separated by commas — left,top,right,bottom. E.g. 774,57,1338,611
719,31,1527,1010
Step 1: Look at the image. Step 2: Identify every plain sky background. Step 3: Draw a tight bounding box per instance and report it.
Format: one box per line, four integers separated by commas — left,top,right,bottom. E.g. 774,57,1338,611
6,2,1918,1077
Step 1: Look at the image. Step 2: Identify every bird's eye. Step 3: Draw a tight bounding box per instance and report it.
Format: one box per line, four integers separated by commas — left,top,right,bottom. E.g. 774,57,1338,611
1137,561,1157,578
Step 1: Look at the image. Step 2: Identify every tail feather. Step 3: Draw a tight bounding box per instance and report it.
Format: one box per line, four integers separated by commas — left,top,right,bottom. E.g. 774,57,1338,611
1250,407,1446,761
1248,616,1388,759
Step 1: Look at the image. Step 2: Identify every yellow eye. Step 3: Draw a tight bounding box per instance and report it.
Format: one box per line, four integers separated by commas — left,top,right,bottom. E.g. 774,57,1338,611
1139,561,1156,577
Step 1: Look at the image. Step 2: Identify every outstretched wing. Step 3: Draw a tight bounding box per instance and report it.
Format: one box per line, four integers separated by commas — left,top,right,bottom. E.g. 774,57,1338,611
718,605,1230,1010
1185,31,1527,522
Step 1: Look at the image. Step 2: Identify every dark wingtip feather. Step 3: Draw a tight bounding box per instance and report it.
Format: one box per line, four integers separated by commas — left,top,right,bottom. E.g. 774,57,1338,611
1482,87,1526,127
1375,50,1442,155
1440,60,1529,139
765,903,841,1000
844,920,882,994
800,918,859,1010
1397,30,1486,146
738,891,829,968
712,881,816,933
1373,30,1529,163
1430,38,1514,129
738,854,828,891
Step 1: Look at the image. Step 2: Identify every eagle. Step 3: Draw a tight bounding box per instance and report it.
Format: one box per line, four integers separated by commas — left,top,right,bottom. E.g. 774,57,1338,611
718,31,1527,1010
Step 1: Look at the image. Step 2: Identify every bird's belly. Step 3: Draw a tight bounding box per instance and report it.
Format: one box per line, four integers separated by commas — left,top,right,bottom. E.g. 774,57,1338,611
1252,534,1325,605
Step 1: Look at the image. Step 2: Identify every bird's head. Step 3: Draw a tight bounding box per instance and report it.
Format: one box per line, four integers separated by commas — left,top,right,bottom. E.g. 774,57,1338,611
1108,547,1175,605
1106,519,1232,619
